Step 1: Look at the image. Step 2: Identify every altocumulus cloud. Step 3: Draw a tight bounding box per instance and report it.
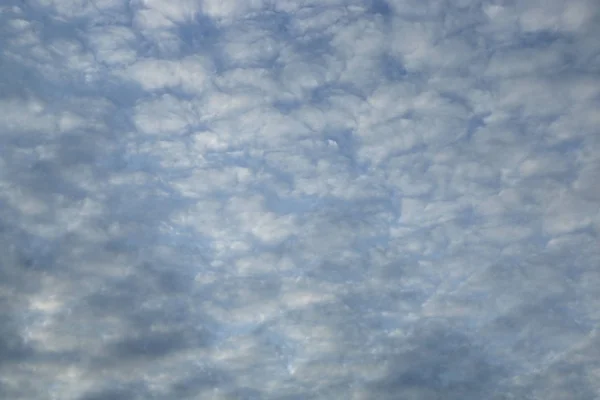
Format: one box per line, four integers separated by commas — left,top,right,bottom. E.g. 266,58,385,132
1,0,600,399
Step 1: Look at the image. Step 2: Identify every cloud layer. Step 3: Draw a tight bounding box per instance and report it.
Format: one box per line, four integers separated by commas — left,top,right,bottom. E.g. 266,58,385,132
1,0,599,398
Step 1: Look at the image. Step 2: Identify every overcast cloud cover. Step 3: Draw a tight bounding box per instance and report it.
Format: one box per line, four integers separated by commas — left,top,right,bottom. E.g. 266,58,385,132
1,0,600,398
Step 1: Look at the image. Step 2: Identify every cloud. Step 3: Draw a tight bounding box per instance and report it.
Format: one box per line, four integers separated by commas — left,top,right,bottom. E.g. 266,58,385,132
1,0,599,399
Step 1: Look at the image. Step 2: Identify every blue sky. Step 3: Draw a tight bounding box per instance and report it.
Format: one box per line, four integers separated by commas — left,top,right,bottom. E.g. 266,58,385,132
1,0,599,399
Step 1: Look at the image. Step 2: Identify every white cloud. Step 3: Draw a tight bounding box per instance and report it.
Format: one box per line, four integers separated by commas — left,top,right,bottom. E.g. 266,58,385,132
543,190,598,236
123,56,212,92
201,0,267,21
88,26,138,66
133,94,198,135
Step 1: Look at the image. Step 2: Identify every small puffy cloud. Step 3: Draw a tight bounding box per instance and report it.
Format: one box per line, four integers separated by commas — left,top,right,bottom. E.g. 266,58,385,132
88,26,138,66
123,56,212,93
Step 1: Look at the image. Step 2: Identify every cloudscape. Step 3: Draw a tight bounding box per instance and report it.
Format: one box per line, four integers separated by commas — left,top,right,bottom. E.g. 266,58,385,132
1,0,599,399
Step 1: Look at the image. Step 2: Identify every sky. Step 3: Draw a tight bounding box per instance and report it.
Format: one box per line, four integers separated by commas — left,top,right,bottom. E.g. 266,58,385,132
1,0,599,399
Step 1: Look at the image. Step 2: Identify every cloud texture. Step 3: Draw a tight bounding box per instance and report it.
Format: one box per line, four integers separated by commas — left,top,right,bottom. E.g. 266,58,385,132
1,0,599,398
